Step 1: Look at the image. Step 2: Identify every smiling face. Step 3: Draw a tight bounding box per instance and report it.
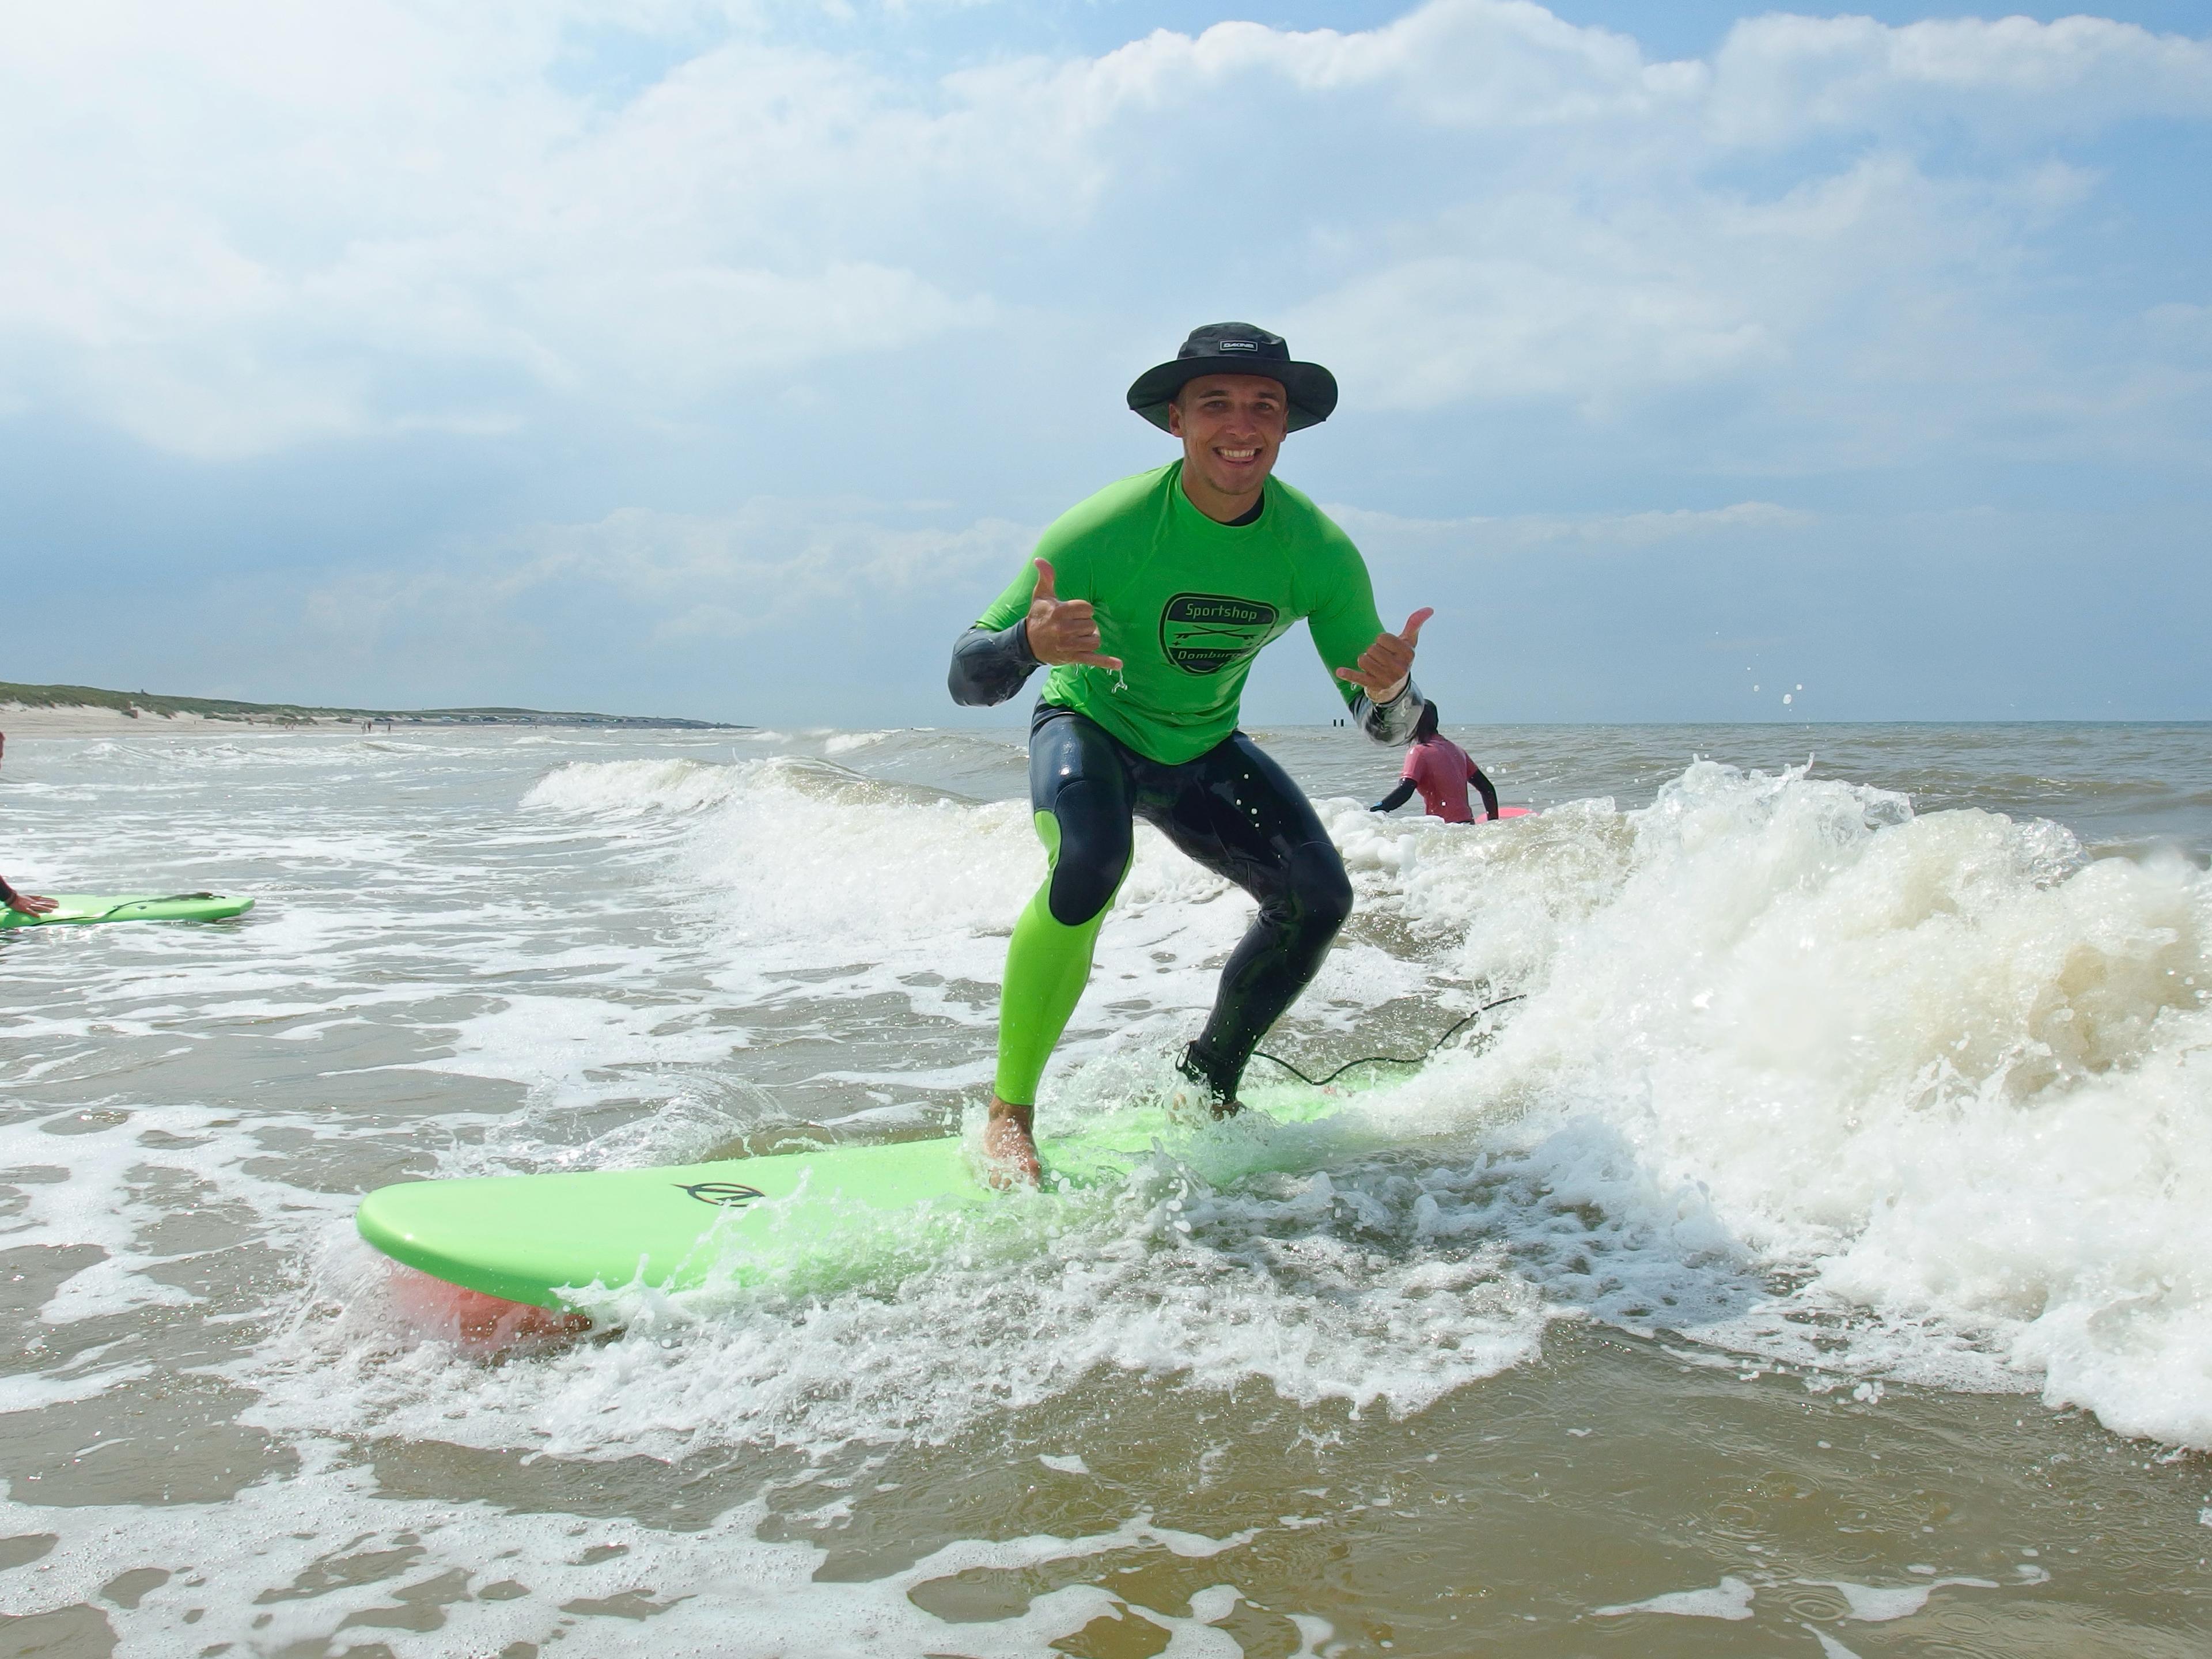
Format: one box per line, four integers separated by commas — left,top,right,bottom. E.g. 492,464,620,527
1166,373,1289,521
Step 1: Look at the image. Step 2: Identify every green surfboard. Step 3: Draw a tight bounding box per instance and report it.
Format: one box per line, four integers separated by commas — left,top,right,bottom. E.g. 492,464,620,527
1,892,255,930
357,1088,1367,1313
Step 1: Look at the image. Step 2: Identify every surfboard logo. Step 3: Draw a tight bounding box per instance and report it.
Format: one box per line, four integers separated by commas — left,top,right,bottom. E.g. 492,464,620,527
1160,593,1278,676
676,1180,766,1207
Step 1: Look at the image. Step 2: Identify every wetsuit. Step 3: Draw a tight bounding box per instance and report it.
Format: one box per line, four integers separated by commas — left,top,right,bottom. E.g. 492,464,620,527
948,461,1422,1105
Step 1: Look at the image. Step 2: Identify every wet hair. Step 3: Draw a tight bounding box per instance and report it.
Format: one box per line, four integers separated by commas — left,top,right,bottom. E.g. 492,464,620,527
1414,700,1441,740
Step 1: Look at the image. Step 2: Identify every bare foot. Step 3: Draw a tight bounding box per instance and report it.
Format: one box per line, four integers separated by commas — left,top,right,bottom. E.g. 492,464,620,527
1176,1044,1241,1119
983,1097,1041,1188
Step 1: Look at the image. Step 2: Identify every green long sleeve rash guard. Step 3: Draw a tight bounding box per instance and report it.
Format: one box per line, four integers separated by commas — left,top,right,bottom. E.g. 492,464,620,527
956,462,1416,762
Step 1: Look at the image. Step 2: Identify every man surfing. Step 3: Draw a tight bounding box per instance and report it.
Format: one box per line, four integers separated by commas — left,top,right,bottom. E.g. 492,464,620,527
948,322,1430,1182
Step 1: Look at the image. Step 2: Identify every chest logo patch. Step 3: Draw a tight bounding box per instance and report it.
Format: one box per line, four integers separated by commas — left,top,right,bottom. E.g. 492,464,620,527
1160,593,1279,676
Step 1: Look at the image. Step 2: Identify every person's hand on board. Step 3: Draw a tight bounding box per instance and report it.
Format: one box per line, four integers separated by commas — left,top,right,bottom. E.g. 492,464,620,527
1336,607,1433,704
3,740,67,913
1025,560,1124,671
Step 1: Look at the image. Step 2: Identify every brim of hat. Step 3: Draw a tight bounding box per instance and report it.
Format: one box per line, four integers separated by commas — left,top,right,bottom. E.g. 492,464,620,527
1126,358,1338,434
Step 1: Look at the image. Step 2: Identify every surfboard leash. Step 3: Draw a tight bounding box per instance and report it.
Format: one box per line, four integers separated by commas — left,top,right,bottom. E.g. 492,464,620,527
93,893,219,919
1252,992,1527,1088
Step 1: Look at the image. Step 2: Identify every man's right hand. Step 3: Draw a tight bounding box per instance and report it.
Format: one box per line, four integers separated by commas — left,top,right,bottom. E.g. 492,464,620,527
1026,559,1123,671
6,892,58,916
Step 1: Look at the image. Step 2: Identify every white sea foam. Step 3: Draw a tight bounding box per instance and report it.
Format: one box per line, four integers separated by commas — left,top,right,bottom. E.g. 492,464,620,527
253,1120,1552,1468
1800,1576,2000,1622
1595,1574,1756,1619
0,1451,1276,1657
526,755,753,818
0,1103,355,1329
483,749,2212,1446
0,1362,152,1414
1385,763,2212,1440
415,991,740,1092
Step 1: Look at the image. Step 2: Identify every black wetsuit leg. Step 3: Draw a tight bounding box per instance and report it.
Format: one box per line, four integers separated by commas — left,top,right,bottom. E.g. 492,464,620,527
1132,731,1353,1101
1027,705,1135,925
1024,708,1351,1103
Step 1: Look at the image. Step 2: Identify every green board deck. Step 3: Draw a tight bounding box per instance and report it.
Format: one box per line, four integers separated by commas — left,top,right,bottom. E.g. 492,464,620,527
1,892,255,930
357,1089,1363,1313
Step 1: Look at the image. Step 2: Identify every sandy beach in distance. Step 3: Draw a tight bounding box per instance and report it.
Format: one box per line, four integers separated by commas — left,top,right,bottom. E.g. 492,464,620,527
6,706,316,739
3,704,433,739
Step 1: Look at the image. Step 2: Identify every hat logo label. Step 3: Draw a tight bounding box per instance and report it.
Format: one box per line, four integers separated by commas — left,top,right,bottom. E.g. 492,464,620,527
1218,339,1257,350
1160,593,1280,675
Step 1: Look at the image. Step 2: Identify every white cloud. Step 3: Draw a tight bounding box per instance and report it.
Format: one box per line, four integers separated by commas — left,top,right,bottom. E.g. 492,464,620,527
1707,12,2212,144
1331,499,1814,553
1286,238,1774,416
988,5,1704,132
0,8,1003,456
304,499,1034,655
0,0,2205,470
1285,148,2113,457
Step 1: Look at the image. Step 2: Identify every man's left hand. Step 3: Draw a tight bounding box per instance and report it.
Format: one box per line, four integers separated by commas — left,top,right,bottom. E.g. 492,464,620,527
1336,608,1433,704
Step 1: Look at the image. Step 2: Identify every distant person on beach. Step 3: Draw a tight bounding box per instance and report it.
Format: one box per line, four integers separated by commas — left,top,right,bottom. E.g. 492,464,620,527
1370,702,1498,823
0,732,58,916
948,322,1432,1183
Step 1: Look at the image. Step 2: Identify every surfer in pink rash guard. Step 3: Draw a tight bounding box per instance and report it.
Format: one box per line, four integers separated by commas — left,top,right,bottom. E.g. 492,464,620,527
0,733,58,916
1370,702,1497,824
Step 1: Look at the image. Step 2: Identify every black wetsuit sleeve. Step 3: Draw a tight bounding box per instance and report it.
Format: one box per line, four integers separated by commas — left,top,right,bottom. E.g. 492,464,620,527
0,874,16,906
1353,680,1424,745
1370,779,1416,814
948,620,1043,708
1471,763,1499,821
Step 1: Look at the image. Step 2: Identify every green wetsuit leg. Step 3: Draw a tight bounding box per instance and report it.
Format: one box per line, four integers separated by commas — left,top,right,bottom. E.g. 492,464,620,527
994,711,1137,1106
994,815,1130,1104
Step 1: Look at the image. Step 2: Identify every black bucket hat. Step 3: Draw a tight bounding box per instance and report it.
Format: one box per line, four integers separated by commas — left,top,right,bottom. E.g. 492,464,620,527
1127,323,1338,433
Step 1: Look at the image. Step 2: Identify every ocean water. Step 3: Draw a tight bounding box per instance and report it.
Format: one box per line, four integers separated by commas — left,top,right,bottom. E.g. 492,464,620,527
2,719,2209,1657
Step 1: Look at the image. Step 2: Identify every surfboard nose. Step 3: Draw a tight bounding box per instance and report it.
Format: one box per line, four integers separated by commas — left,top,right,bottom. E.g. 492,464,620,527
356,1176,586,1312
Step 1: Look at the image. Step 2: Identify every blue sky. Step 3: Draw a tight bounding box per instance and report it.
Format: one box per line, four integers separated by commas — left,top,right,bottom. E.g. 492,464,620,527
2,1,2206,724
